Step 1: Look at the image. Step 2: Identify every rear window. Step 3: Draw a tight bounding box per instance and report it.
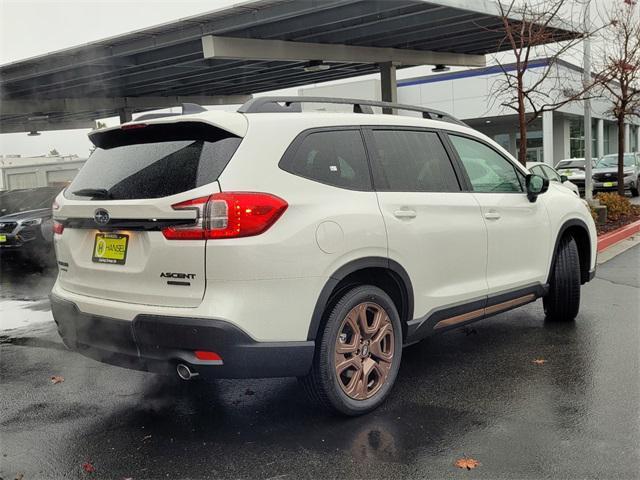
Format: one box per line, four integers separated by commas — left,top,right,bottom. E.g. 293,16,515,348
66,122,241,200
557,160,585,169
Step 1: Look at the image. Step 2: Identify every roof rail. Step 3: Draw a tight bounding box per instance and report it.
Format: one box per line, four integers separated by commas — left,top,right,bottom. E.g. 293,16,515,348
133,103,207,121
237,96,466,126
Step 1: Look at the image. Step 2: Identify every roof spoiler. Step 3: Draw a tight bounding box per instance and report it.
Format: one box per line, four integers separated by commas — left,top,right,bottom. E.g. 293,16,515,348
133,103,208,121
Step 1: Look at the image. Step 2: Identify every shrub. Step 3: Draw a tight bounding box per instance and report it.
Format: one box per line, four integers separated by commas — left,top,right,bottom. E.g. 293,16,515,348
596,192,634,221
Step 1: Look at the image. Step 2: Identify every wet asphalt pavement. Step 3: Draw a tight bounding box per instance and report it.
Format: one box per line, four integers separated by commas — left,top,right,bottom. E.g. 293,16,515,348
1,247,639,479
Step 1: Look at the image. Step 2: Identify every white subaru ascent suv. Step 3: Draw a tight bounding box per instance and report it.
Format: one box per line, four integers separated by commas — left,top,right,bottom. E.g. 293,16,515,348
51,97,597,415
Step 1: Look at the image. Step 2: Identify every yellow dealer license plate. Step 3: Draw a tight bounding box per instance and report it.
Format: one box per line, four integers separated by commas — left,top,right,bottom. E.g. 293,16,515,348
92,233,129,265
603,182,614,187
0,234,6,243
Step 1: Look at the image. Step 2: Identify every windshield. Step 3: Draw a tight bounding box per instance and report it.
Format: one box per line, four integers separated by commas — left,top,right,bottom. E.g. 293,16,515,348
0,187,62,216
596,154,635,168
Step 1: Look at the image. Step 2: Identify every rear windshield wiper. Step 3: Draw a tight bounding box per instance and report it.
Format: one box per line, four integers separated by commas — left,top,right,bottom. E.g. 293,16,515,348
72,188,113,199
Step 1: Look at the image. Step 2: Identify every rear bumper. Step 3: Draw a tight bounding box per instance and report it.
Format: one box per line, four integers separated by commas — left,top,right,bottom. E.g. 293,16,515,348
50,294,314,379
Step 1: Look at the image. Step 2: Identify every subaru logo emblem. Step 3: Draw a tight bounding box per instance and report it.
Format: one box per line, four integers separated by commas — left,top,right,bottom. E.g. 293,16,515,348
94,208,110,225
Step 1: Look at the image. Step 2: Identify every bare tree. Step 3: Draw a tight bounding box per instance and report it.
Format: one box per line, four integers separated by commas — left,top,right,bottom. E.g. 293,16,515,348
592,0,640,196
489,0,590,165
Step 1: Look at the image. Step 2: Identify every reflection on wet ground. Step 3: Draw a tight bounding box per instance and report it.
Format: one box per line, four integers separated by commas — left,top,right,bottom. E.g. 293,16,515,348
1,247,638,479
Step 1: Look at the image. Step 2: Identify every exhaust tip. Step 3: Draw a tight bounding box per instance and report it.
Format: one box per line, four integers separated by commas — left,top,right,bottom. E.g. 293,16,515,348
176,363,199,381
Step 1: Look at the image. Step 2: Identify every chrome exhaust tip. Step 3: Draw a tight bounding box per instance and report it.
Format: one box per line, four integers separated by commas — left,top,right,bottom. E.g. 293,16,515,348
176,363,199,381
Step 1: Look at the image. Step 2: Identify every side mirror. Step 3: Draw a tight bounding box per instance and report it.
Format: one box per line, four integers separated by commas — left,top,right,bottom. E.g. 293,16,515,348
526,174,549,202
560,175,568,183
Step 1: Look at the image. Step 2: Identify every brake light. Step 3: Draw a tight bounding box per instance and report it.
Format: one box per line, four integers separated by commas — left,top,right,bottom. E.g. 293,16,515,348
53,221,64,235
162,192,287,240
121,123,147,130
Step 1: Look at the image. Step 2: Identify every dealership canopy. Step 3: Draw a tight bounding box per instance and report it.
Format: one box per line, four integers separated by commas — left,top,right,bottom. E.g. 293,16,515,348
0,0,577,133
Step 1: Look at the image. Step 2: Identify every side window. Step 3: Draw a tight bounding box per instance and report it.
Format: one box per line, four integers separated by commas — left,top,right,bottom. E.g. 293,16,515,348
449,135,524,193
542,165,561,182
369,129,460,192
279,129,371,190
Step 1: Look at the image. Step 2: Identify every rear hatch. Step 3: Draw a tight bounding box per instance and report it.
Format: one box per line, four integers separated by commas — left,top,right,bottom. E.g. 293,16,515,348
54,118,245,307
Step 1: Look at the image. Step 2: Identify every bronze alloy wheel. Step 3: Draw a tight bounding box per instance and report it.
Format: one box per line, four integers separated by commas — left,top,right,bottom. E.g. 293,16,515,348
334,302,395,400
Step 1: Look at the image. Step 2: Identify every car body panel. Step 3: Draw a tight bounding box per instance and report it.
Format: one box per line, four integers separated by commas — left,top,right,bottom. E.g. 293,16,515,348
50,109,598,360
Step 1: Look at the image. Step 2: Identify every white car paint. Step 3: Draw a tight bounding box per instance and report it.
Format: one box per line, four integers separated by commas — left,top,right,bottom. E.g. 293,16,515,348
52,110,597,345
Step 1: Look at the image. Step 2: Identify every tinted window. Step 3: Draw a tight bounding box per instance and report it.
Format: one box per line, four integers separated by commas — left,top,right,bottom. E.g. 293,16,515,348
369,130,460,192
280,129,371,190
449,135,524,193
67,125,241,200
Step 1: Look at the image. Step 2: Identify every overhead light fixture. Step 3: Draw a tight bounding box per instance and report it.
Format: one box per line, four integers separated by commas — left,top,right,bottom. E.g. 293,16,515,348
27,131,41,136
485,120,492,124
432,64,450,73
304,60,330,72
27,114,49,121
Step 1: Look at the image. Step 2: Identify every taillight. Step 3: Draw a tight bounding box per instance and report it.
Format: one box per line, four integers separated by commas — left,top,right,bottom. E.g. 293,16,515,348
121,123,147,130
52,221,64,235
162,192,287,240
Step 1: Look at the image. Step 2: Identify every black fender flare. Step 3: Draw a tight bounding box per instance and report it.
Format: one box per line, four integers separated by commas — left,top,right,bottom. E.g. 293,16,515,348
547,218,592,285
306,257,413,341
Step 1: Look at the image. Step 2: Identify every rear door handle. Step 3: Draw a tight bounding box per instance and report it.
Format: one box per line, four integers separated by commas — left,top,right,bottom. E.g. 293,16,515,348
394,209,417,219
484,211,501,220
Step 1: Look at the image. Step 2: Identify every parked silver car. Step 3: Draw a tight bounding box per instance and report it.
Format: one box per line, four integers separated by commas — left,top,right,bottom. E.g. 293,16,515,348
592,153,640,197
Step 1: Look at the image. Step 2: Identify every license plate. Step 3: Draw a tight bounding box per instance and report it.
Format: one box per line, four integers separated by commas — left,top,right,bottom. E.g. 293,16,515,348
603,182,614,187
92,233,129,265
0,234,6,243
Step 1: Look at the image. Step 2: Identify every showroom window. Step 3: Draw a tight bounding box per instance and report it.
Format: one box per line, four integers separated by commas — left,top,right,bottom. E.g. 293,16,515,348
570,119,598,158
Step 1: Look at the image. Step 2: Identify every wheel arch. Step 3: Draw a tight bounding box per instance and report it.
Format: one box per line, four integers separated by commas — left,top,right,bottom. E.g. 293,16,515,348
548,218,592,285
307,257,414,341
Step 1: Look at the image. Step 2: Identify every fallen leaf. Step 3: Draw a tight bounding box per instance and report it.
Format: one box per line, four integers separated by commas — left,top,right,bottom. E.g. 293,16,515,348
532,359,547,365
142,434,152,441
455,458,480,470
15,473,25,480
82,462,96,473
51,375,65,384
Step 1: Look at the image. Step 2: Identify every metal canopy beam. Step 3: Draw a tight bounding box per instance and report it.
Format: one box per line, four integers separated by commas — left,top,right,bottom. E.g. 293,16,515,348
201,35,486,67
0,95,252,116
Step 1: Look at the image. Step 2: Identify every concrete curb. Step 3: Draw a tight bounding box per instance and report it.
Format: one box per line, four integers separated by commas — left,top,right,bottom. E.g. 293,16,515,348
597,219,640,253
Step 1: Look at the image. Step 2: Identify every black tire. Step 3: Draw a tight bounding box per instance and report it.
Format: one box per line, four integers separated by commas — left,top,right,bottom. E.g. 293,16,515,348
631,178,639,197
300,285,403,416
544,236,581,322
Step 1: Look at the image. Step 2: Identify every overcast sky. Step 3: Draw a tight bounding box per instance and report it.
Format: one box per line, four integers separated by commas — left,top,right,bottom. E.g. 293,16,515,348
0,0,616,157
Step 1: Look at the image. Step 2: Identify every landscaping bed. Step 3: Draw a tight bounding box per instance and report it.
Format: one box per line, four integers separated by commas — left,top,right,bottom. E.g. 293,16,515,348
592,193,640,235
